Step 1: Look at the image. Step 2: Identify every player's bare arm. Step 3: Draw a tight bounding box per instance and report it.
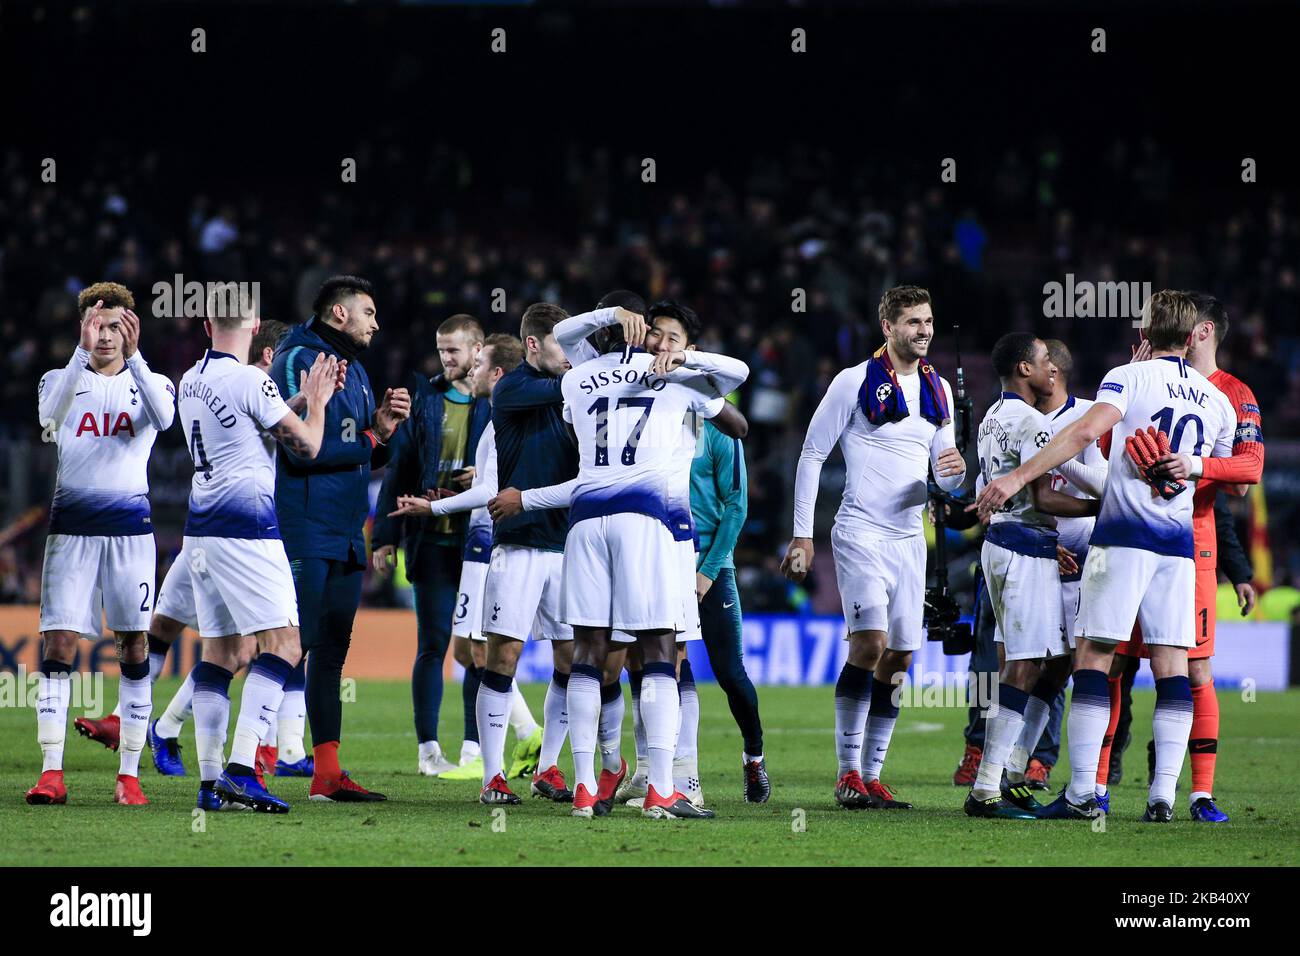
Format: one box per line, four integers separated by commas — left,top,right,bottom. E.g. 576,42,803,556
974,403,1121,519
934,446,965,478
616,307,648,348
389,495,435,517
284,358,346,415
711,402,749,439
372,386,412,442
488,487,524,521
1028,474,1101,518
270,353,338,459
780,536,814,583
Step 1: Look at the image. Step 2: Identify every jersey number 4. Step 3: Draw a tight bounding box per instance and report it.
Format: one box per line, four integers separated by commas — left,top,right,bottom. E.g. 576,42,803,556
189,420,214,480
588,397,655,466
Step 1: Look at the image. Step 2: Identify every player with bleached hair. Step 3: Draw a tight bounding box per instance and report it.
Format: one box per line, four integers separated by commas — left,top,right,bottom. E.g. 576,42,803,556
177,296,339,813
976,290,1240,821
27,282,176,806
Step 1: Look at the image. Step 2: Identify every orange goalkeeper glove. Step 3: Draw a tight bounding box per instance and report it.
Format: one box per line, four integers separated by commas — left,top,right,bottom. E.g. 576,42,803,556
1125,426,1185,500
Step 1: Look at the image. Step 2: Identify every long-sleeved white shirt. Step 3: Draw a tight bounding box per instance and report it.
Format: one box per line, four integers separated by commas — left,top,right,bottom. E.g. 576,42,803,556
40,348,176,536
793,361,962,539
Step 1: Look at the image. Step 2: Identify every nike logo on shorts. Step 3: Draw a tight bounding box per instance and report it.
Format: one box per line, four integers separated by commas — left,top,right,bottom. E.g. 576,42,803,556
722,602,735,608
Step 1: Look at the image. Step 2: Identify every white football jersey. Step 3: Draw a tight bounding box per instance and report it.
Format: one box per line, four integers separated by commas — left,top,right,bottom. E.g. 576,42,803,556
178,349,291,539
977,392,1057,529
561,350,724,535
38,352,174,536
793,362,961,539
1091,357,1235,558
464,421,497,561
1046,395,1105,558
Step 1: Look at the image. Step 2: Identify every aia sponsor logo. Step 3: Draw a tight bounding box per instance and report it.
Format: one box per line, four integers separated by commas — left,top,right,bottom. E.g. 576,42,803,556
76,412,135,437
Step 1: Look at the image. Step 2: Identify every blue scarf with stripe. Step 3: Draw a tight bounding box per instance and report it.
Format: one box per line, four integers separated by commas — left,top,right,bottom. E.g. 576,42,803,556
858,344,950,427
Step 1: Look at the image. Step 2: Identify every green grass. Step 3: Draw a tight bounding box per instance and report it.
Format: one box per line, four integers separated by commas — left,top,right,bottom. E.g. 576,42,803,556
2,680,1296,866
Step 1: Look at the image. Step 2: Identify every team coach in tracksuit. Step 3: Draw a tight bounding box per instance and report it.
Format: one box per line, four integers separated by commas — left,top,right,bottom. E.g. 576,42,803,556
271,275,410,803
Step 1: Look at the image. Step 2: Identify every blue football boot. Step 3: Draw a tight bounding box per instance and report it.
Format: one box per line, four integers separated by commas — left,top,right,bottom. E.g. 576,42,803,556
216,770,290,814
1036,790,1101,820
1095,789,1111,815
1189,795,1229,823
148,720,186,776
274,755,315,777
197,785,250,812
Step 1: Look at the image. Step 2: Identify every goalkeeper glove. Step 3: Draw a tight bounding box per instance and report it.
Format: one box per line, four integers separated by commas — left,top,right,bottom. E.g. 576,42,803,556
1125,426,1185,500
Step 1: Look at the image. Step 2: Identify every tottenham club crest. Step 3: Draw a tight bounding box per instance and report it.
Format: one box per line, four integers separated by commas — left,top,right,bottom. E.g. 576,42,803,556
875,383,893,404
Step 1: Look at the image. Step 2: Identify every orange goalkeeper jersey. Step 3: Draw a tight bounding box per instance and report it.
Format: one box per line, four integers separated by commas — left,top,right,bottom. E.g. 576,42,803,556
1192,368,1264,570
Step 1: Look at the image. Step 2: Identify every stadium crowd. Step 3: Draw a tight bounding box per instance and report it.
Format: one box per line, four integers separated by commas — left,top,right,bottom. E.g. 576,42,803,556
2,138,1299,614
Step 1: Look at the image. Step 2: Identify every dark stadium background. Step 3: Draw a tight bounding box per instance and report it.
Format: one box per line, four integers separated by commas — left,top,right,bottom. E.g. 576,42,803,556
2,0,1299,620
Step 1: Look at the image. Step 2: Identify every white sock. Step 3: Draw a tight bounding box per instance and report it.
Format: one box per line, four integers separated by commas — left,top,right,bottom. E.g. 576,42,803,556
117,673,152,777
148,648,168,683
476,670,513,785
567,667,602,795
278,689,307,761
640,668,680,797
154,671,195,739
834,664,871,775
599,683,625,773
539,672,569,771
1150,677,1194,808
1065,670,1112,805
192,665,232,783
862,717,898,783
744,751,763,764
262,711,279,748
673,672,699,792
37,670,71,773
228,657,290,769
973,687,1027,800
1007,691,1053,782
630,675,648,773
509,680,539,740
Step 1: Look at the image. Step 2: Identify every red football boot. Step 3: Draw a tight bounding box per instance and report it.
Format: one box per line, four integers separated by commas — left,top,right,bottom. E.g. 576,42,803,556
114,774,149,805
256,745,278,784
74,714,120,752
864,778,913,808
480,773,522,806
572,783,598,818
25,770,67,805
642,784,715,819
953,743,982,786
309,771,387,802
530,765,573,802
834,770,873,809
594,758,627,816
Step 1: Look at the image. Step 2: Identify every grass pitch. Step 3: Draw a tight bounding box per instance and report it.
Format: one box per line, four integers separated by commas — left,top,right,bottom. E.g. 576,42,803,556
2,680,1295,866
